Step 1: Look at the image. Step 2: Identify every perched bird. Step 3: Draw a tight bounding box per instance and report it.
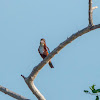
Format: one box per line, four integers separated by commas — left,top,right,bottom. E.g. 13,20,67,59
38,38,54,68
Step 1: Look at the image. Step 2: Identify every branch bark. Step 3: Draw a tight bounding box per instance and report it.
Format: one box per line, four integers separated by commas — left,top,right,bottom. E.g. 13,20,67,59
0,85,29,100
89,0,93,26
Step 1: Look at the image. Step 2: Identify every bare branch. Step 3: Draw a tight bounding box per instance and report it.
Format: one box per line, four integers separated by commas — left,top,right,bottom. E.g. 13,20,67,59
89,0,93,26
21,24,100,100
28,24,100,81
20,0,100,100
0,85,29,100
21,75,46,100
28,24,100,80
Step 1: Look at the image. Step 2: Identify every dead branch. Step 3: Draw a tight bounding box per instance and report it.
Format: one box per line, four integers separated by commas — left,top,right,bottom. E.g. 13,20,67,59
21,0,100,99
0,85,29,100
89,0,93,26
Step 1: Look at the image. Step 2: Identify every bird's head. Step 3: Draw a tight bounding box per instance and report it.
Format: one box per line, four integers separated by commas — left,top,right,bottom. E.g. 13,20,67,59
40,38,45,45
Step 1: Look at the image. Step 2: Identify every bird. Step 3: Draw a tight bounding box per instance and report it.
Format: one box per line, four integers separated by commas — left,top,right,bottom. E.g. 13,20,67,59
38,38,54,68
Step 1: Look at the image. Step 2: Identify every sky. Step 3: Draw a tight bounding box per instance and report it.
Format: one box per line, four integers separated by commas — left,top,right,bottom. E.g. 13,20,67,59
0,0,100,100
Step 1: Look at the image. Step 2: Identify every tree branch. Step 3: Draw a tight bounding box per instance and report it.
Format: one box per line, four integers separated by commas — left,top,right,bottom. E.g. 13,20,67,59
21,0,100,99
21,24,100,100
89,0,93,26
0,85,29,100
21,75,46,100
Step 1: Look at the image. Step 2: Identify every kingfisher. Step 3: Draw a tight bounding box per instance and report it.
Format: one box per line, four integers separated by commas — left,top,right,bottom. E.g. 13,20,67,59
38,38,54,68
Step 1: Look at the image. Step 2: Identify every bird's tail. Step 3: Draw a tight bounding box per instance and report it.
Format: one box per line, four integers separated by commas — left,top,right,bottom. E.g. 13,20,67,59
48,61,54,68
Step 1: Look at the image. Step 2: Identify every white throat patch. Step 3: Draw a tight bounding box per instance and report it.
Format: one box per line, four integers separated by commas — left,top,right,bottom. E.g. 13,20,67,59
39,45,44,54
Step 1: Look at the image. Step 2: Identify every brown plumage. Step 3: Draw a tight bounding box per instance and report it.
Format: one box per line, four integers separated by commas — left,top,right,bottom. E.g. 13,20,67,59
38,38,54,68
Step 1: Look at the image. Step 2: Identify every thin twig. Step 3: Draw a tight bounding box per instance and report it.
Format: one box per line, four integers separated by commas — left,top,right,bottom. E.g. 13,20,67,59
89,0,93,26
92,6,98,10
86,91,100,96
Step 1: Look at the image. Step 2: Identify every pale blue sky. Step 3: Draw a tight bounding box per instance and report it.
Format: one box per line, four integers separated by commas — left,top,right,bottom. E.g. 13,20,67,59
0,0,100,100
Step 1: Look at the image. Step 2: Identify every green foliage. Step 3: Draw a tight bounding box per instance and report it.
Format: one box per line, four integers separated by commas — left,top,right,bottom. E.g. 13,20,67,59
89,84,96,90
89,85,100,93
96,96,99,100
97,89,100,92
92,90,98,93
84,85,100,100
84,90,89,93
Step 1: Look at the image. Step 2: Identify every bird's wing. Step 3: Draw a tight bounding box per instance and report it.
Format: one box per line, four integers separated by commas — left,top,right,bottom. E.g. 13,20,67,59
47,47,50,54
43,43,49,55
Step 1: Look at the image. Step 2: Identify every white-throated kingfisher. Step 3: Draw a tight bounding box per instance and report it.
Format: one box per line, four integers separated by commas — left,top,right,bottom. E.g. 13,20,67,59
38,38,54,68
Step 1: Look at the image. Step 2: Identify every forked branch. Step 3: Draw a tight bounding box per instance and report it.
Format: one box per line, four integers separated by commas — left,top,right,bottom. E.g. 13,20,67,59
21,26,100,99
88,0,98,26
21,0,100,100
